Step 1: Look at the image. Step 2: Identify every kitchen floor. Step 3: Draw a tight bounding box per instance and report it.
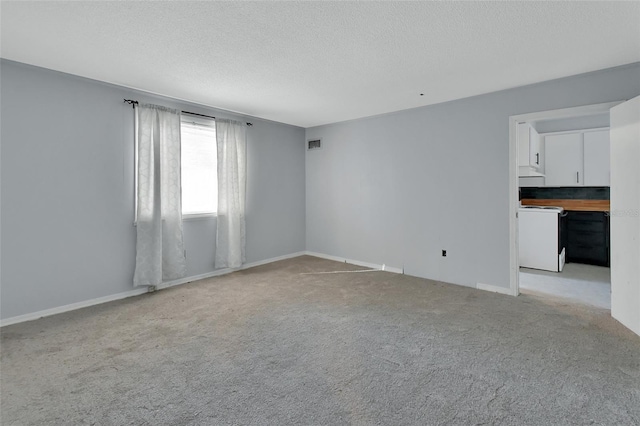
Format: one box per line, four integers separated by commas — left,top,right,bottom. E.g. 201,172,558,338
519,263,611,309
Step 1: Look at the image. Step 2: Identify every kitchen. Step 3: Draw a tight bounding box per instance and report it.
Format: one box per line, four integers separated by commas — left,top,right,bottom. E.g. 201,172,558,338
517,112,611,308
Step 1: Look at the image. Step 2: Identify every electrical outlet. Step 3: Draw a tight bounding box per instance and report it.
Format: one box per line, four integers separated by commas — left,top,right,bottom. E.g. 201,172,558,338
442,250,447,257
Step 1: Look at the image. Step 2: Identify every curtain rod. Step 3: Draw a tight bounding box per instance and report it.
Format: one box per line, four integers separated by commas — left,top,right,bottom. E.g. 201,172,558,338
123,99,253,126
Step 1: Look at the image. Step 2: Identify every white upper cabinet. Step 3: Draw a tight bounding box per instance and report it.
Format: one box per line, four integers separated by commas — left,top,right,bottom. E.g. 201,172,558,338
529,126,541,168
583,130,610,186
544,129,610,187
518,122,543,176
544,133,584,186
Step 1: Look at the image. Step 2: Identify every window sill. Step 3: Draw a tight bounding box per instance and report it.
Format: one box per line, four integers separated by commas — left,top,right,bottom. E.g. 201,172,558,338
183,213,217,221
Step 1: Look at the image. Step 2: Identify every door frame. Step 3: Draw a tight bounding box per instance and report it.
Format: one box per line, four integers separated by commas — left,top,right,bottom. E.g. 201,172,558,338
508,101,623,296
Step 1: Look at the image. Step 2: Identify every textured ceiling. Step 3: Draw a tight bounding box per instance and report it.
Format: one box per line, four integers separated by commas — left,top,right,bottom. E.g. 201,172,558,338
1,1,639,128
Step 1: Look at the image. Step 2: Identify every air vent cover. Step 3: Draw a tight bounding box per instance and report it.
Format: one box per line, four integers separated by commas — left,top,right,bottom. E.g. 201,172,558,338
307,139,322,150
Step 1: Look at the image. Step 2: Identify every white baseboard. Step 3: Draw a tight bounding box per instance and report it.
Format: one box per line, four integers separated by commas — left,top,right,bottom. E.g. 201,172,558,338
307,253,516,297
244,251,307,269
381,265,404,274
157,250,308,290
304,251,403,274
476,282,517,296
155,269,231,291
1,251,307,328
0,287,150,327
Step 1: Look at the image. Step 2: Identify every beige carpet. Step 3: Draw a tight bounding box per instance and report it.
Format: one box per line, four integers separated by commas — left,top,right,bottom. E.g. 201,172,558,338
1,255,639,425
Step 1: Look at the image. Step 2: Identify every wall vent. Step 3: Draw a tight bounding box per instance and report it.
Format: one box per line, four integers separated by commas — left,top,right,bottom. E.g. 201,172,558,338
307,138,322,150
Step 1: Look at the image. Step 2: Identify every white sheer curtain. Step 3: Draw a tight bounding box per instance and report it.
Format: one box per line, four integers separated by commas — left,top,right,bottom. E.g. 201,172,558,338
133,104,187,286
215,119,247,269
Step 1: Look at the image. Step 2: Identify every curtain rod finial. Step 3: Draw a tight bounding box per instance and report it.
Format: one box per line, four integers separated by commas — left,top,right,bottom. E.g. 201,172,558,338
123,99,139,108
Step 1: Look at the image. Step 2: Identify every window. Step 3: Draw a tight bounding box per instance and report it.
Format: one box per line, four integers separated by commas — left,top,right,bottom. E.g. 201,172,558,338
181,117,217,216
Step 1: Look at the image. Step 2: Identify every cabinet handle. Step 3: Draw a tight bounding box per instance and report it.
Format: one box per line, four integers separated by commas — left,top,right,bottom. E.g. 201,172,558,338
576,171,579,183
536,153,539,165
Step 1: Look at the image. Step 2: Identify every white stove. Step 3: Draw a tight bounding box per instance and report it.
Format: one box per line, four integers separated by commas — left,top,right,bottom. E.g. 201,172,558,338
520,205,564,213
519,205,566,272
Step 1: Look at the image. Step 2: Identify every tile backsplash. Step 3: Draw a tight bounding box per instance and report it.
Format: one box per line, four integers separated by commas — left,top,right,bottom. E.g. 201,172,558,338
520,187,609,200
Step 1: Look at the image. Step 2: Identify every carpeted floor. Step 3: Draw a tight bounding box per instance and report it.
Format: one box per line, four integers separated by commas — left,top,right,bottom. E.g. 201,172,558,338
1,256,639,425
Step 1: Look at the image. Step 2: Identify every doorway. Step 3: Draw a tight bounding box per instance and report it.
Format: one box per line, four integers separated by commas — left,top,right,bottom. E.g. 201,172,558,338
508,102,621,308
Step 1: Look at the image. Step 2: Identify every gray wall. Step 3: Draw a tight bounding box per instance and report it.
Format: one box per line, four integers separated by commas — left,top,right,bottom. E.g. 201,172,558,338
306,63,640,290
1,60,306,320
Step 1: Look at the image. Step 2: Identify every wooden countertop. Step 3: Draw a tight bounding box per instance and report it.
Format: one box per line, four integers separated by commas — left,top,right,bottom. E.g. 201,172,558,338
521,199,610,212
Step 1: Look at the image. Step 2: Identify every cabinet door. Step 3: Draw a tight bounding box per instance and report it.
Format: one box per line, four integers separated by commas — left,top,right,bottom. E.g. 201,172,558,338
517,122,531,167
544,133,584,186
584,130,610,186
529,126,541,168
566,212,609,266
